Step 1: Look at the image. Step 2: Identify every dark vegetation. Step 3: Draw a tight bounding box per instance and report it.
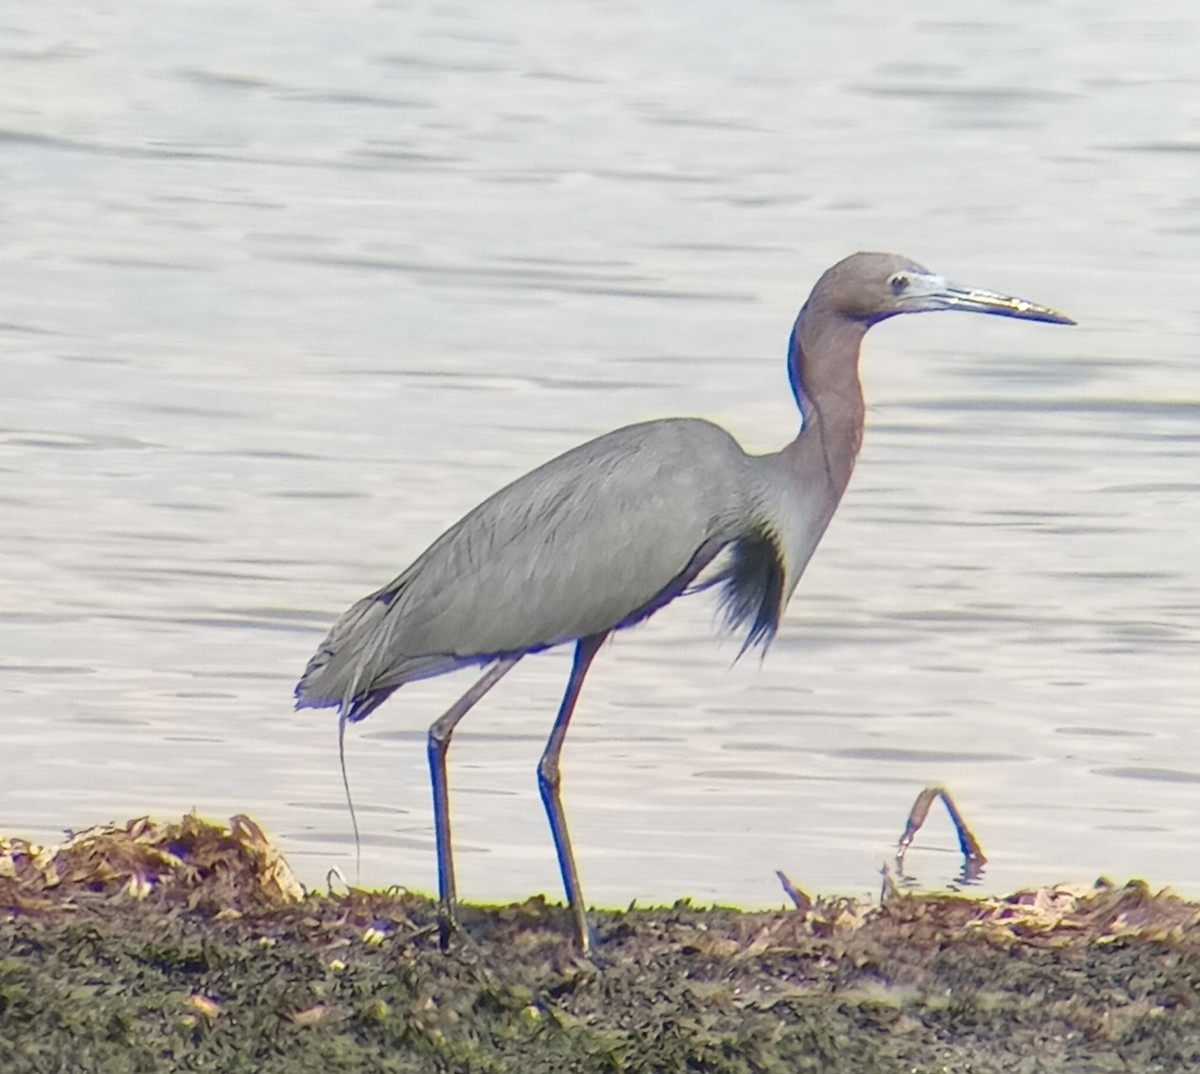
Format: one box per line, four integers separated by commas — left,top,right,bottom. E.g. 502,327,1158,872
2,815,1197,1073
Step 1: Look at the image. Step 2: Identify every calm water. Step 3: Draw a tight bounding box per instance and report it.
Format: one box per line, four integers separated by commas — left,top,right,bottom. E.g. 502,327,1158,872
2,1,1198,908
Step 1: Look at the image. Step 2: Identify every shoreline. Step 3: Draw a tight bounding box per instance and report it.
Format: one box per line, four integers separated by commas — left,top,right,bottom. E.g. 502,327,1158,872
2,814,1196,1073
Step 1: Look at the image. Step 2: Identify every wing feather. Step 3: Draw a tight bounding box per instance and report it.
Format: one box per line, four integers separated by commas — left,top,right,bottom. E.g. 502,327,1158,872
295,418,755,714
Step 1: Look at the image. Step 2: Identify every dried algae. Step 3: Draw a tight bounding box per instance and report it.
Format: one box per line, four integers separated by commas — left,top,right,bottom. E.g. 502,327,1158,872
2,815,1197,1073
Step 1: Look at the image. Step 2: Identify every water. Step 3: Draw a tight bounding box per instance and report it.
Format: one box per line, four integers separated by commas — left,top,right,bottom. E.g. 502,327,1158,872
1,0,1198,909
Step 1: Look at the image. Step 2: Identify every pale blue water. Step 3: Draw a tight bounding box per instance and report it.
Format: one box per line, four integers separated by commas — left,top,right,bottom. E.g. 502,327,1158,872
1,0,1198,909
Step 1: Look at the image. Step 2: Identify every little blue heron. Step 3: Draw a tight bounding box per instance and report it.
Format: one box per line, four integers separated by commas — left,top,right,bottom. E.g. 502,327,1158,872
296,251,1073,953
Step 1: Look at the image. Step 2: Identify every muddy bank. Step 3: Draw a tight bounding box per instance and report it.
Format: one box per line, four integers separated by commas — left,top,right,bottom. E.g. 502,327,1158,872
2,815,1197,1072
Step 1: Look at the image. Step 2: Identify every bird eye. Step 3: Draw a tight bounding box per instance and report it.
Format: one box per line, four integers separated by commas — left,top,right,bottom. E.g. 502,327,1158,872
889,273,910,295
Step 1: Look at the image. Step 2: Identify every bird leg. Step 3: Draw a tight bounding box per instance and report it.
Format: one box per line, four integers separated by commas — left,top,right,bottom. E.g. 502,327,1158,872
427,656,521,949
537,632,608,955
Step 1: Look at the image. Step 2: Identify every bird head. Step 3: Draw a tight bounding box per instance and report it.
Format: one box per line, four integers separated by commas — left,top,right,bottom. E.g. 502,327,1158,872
814,251,1075,327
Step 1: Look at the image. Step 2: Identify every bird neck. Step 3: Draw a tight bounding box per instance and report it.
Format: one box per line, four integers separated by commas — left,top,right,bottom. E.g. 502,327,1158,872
786,304,867,496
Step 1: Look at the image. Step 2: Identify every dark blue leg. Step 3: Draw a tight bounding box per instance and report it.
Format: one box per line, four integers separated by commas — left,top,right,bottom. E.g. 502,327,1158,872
537,632,608,955
427,656,521,949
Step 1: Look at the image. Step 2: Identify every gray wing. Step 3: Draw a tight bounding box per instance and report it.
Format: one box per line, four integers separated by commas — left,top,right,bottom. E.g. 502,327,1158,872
295,418,776,714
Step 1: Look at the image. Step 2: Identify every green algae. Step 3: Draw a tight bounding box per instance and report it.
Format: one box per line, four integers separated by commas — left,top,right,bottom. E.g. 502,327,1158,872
2,816,1199,1073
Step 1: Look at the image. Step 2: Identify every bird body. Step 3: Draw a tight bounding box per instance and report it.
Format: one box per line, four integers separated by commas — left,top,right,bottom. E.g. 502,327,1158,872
296,415,843,718
296,251,1074,954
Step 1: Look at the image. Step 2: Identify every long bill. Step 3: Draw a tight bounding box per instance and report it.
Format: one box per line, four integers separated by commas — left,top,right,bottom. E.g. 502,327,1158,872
924,281,1075,325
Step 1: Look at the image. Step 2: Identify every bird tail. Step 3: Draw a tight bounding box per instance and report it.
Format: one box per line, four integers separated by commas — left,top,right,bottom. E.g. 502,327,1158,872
295,583,486,721
294,589,399,720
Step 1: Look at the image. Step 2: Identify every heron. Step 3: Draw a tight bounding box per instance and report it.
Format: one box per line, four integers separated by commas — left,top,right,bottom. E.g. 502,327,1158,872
295,251,1073,954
